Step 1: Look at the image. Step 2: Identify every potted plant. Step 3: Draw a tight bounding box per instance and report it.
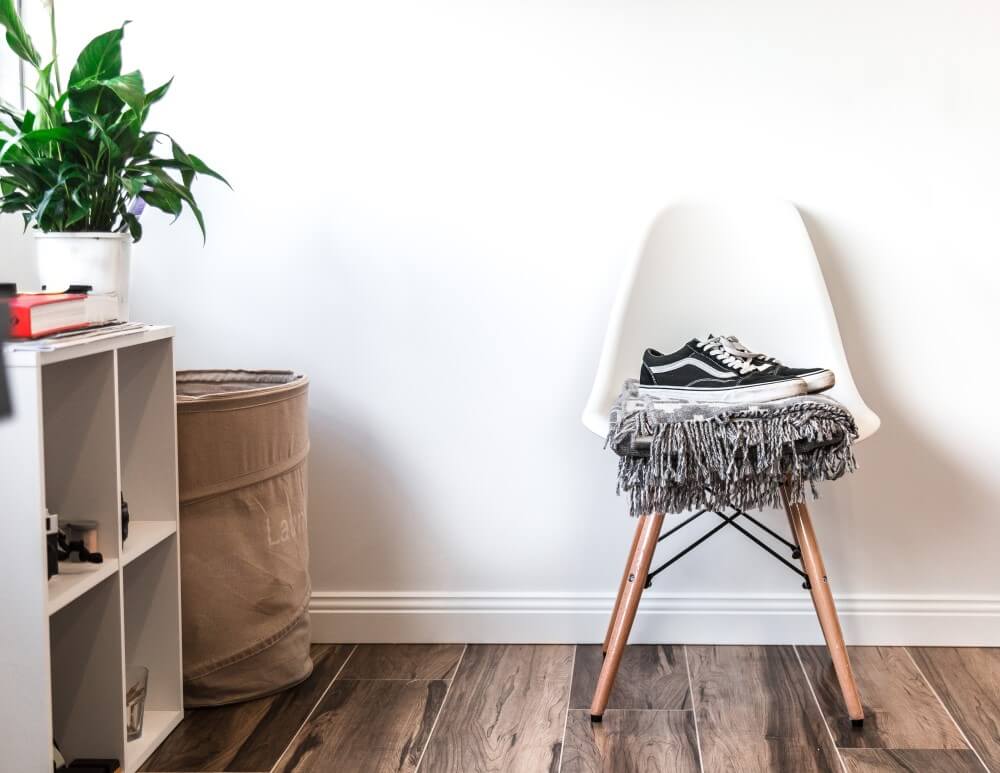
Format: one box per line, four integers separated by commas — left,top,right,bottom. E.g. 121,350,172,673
0,0,226,319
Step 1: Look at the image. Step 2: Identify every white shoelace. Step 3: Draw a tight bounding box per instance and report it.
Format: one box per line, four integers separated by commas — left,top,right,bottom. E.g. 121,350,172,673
696,335,774,374
722,335,782,365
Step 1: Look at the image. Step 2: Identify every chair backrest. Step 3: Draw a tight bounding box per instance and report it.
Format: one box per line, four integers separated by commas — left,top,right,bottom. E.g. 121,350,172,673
582,198,880,442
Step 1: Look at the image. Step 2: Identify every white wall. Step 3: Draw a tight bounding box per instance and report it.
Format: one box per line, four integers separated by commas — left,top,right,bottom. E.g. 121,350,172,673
4,0,999,643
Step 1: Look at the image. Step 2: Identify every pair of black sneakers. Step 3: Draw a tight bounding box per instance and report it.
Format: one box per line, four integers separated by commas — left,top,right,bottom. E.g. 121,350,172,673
639,335,834,403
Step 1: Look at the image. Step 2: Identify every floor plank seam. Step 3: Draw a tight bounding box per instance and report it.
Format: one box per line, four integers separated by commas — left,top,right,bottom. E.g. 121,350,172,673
413,643,468,773
683,644,706,773
268,643,359,773
555,644,577,772
904,647,993,773
580,708,694,713
332,677,457,682
793,644,848,773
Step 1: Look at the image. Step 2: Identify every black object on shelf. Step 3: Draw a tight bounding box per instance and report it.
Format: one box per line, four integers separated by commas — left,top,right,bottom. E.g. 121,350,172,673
47,534,59,579
66,759,121,773
55,531,103,564
121,493,130,542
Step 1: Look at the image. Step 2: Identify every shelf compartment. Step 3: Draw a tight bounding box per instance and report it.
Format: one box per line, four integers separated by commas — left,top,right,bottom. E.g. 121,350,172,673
125,708,184,773
122,521,177,566
47,558,120,616
124,536,183,771
117,338,178,527
42,350,121,559
49,571,125,765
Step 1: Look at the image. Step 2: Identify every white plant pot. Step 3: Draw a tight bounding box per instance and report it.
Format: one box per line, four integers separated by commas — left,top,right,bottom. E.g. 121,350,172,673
35,232,132,321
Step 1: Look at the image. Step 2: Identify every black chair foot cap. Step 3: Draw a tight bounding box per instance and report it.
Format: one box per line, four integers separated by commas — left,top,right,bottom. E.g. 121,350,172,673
591,714,603,723
851,718,864,728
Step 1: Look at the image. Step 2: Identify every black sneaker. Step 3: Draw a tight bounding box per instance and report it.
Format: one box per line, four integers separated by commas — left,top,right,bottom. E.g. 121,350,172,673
639,338,807,403
720,335,835,393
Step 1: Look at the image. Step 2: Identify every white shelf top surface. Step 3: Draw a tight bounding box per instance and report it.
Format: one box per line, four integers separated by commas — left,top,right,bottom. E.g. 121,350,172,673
4,324,174,368
122,521,177,567
47,558,119,615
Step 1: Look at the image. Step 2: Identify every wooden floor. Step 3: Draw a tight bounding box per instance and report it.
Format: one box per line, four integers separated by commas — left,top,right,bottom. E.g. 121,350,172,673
142,644,999,773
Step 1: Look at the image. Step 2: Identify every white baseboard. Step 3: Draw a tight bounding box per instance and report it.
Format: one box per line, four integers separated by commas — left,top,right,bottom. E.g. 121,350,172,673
309,591,1000,646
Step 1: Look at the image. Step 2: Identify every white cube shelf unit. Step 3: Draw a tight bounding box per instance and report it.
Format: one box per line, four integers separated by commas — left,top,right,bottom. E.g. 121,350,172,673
0,326,183,772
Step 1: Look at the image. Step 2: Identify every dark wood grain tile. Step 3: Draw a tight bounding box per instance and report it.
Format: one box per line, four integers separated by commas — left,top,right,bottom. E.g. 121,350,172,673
140,644,354,772
418,644,573,773
339,643,464,680
909,647,999,771
561,710,700,773
841,748,986,772
798,645,969,751
688,645,840,772
272,679,447,773
569,645,691,710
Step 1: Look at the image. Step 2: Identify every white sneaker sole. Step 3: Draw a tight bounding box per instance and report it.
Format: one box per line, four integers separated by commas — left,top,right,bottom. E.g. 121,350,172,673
638,379,807,404
802,369,835,393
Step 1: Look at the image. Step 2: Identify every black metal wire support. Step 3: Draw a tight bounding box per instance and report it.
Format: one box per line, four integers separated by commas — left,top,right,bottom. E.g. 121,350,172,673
730,509,800,556
645,512,738,586
644,505,809,589
656,510,707,543
712,511,809,585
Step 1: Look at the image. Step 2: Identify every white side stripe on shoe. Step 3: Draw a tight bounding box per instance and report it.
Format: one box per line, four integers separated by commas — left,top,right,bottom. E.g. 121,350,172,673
646,357,737,379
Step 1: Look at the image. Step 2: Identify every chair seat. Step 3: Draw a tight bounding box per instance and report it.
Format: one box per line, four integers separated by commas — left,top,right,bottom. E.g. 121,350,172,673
624,432,846,458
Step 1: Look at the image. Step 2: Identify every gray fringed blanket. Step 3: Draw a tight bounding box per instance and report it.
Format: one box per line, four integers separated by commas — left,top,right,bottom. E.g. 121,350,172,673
609,379,858,516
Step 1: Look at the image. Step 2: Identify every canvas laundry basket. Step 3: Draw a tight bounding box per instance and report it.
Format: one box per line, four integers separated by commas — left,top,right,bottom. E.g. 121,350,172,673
176,370,311,706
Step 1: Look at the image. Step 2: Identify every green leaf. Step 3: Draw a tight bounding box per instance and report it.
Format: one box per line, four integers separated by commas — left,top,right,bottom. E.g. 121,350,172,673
31,63,58,129
144,166,206,241
68,24,127,89
187,153,231,188
65,204,90,229
1,199,30,214
19,125,95,162
0,0,41,67
131,130,160,159
122,175,144,196
100,70,145,115
143,77,172,110
84,116,122,161
185,195,206,242
69,70,145,120
171,139,195,186
108,112,140,155
123,211,142,241
24,126,88,146
67,87,112,119
141,186,182,217
33,186,57,227
68,79,128,119
0,100,24,129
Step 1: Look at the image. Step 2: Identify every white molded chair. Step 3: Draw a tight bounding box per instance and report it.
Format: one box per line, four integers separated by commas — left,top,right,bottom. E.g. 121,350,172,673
584,198,879,441
583,198,878,727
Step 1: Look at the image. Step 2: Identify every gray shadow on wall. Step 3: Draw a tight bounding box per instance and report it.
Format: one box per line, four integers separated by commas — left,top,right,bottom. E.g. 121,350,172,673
799,209,994,593
306,399,429,593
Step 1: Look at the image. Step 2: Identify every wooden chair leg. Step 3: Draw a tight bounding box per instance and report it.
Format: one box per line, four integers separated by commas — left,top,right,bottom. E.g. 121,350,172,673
602,518,645,655
590,512,665,722
781,486,865,725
